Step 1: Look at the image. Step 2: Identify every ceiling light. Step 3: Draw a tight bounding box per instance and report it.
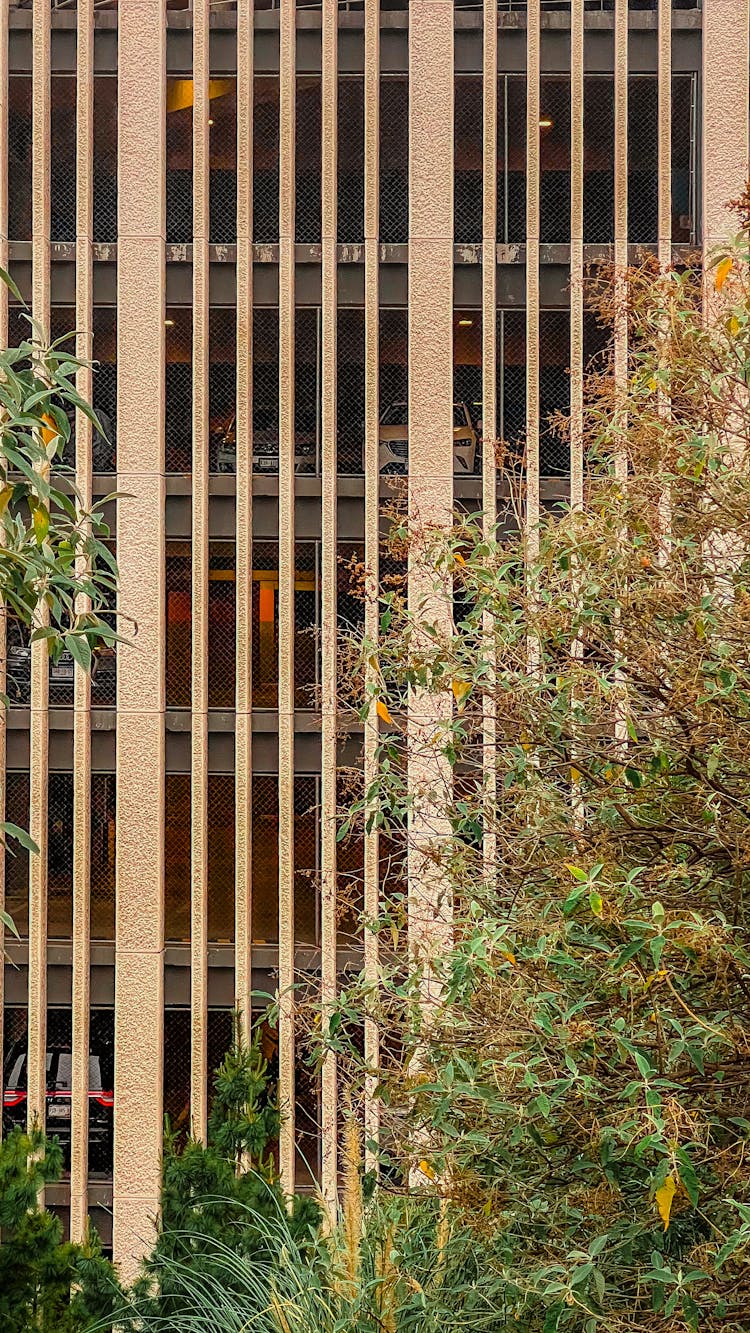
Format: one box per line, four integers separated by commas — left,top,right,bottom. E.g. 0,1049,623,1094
208,118,214,126
165,318,175,328
539,115,554,130
458,318,473,327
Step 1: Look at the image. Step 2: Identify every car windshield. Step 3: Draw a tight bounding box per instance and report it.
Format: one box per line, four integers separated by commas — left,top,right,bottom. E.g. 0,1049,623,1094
4,1047,103,1092
380,403,408,427
453,404,469,428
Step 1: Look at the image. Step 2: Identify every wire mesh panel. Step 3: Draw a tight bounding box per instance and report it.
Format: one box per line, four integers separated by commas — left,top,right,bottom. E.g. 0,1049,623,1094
294,1052,321,1189
628,76,659,246
379,308,408,474
51,77,77,243
209,307,237,473
338,76,364,244
163,1008,191,1139
208,774,235,941
5,773,30,938
296,77,321,244
206,1008,234,1113
208,541,236,708
166,541,192,708
166,78,193,244
93,306,117,473
253,307,279,474
165,307,193,473
210,79,237,244
499,76,526,244
455,76,482,244
380,77,408,244
583,77,614,244
672,74,696,244
540,309,571,477
252,543,280,708
165,774,191,943
336,763,364,953
8,75,31,242
93,74,118,243
7,619,31,708
453,310,482,477
294,776,319,947
295,308,319,475
254,77,280,244
295,541,319,707
89,1009,115,1176
252,774,279,942
91,774,116,942
497,308,525,466
337,308,365,474
540,76,570,244
48,773,73,940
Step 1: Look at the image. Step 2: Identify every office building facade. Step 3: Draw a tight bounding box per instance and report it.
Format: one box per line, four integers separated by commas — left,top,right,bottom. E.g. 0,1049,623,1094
0,0,747,1271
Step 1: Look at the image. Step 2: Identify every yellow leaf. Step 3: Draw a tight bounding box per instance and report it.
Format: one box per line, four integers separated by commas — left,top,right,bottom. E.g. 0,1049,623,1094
0,483,12,518
40,412,58,448
715,256,733,292
500,950,516,966
656,1174,676,1230
32,503,49,544
376,699,393,726
452,679,472,710
418,1159,435,1180
453,551,465,566
728,314,740,337
570,766,581,784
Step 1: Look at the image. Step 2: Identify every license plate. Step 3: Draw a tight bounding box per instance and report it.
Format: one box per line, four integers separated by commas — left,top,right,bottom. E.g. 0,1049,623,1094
48,1102,71,1119
255,458,278,471
53,665,74,680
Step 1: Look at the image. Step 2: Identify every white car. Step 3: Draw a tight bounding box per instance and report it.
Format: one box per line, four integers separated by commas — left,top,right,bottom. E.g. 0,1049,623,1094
379,400,478,474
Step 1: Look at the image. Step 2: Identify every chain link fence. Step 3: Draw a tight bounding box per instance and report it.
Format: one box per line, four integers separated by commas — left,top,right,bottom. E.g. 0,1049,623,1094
296,77,321,245
210,80,237,244
338,76,364,245
208,541,237,708
165,306,193,473
166,541,192,708
91,773,116,942
255,76,280,244
380,77,408,244
5,771,30,939
208,773,235,941
337,308,365,474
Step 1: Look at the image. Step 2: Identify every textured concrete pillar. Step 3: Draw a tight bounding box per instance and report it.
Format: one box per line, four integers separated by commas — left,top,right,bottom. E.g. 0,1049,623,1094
703,0,749,253
113,0,166,1277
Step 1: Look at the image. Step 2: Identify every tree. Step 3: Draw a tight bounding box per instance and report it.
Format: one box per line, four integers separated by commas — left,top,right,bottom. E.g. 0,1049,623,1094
117,1019,320,1326
328,236,750,1331
0,286,118,922
0,1127,119,1331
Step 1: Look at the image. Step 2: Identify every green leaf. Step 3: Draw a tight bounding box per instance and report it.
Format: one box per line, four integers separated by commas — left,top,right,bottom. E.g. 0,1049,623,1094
0,821,38,854
64,632,92,674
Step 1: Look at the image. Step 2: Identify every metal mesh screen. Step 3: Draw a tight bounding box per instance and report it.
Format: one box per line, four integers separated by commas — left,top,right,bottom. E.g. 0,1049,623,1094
453,309,482,477
672,74,696,243
540,309,571,477
294,776,319,947
166,78,193,245
208,774,235,942
336,764,364,953
5,772,30,939
497,308,525,466
51,77,77,243
93,306,117,473
296,77,321,245
163,1008,191,1138
295,308,319,475
501,76,526,244
48,773,73,940
379,308,408,475
583,76,614,244
7,618,31,708
540,76,570,244
166,541,192,708
89,1008,115,1176
338,76,364,244
252,774,278,943
294,541,319,708
628,76,659,246
209,306,237,473
254,77,280,245
455,76,482,244
337,308,365,475
165,774,190,943
253,307,279,474
210,79,237,244
209,541,236,709
8,75,31,242
206,1009,235,1116
93,75,118,243
165,307,193,473
380,77,408,244
252,543,280,708
295,1052,321,1189
91,774,116,942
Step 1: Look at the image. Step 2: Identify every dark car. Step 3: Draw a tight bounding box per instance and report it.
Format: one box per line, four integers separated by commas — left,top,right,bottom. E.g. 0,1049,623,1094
3,1038,113,1169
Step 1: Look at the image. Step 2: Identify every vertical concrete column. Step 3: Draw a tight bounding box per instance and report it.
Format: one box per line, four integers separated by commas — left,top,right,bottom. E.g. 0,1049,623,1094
235,0,254,1040
27,0,51,1153
320,0,339,1205
70,0,94,1243
703,0,749,256
525,1,540,553
570,0,583,510
0,0,9,1120
407,0,454,988
114,0,166,1276
481,0,497,881
362,0,380,1174
191,0,210,1146
657,0,671,268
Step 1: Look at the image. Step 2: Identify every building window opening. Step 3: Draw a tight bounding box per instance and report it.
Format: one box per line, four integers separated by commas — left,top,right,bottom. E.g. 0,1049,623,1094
296,77,321,245
453,310,482,477
338,76,364,244
379,308,408,474
165,306,193,473
380,77,408,244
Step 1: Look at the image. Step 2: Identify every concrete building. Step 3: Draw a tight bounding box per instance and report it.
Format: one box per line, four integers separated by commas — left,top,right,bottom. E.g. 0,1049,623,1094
0,0,747,1271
